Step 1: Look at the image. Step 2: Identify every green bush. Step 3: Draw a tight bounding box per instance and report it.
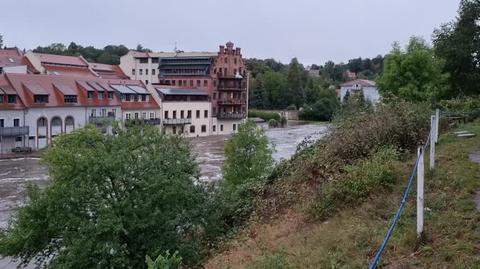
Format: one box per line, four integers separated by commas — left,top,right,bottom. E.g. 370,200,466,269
146,251,182,269
248,110,281,122
246,251,295,269
299,96,339,121
269,118,279,128
311,147,399,220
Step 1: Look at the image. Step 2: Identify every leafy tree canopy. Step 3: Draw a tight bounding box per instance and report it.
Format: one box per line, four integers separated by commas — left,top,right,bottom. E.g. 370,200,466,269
0,125,208,268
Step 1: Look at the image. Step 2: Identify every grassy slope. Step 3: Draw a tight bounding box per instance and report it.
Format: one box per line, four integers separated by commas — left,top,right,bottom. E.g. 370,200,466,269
206,121,480,269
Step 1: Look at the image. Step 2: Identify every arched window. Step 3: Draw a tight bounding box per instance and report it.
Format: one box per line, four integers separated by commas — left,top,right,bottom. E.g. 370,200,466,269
37,117,47,127
65,116,74,126
51,117,62,127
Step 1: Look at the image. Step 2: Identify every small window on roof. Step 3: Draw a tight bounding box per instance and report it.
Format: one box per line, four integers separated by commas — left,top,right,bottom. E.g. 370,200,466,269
64,95,77,103
7,95,16,103
88,91,94,99
0,94,3,103
34,95,49,104
139,58,148,64
8,58,14,63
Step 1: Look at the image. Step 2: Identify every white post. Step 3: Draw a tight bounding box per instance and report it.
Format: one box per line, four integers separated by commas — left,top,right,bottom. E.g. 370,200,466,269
430,115,435,170
417,147,424,237
435,109,440,143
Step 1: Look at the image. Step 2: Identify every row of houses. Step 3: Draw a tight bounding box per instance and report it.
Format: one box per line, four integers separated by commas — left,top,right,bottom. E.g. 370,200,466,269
0,42,248,153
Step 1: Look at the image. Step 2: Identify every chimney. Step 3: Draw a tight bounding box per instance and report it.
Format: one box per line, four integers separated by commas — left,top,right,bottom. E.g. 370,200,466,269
219,45,225,54
235,47,241,55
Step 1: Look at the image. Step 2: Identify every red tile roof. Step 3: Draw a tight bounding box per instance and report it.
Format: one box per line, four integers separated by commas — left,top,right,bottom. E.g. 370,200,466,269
44,65,96,77
0,74,25,110
91,63,129,79
341,79,376,87
33,53,89,67
3,73,159,110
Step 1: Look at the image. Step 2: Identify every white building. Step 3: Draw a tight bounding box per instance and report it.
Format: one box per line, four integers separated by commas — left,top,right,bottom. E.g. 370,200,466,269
340,79,380,104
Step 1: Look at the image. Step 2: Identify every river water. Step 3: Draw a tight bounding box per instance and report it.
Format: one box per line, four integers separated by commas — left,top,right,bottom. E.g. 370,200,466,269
0,122,327,268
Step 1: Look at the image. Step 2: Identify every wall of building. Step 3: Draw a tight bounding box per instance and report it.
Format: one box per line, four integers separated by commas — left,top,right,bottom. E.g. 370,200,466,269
120,53,160,85
161,101,211,137
3,65,28,74
0,110,27,153
340,86,380,103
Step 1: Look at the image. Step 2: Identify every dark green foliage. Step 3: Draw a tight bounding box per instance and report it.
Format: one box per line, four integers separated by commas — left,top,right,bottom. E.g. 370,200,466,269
299,88,340,121
33,42,150,64
433,0,480,97
0,125,208,268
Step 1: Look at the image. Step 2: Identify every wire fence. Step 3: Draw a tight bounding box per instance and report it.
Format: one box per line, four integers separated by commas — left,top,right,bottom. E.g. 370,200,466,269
369,111,438,269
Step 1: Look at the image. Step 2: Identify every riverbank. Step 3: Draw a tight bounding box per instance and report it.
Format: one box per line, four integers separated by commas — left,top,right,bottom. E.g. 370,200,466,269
206,121,480,268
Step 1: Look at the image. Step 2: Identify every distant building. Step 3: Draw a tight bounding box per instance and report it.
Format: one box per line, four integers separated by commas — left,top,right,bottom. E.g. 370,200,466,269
340,79,380,103
0,48,36,74
344,70,357,80
120,42,248,136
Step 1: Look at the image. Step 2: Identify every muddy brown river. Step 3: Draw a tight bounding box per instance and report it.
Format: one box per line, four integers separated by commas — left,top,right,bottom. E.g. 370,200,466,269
0,122,327,268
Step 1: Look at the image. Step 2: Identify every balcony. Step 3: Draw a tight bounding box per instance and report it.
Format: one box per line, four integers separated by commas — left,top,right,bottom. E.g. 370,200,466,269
89,115,116,124
143,118,161,125
217,112,246,119
163,118,192,125
0,126,29,137
217,99,246,105
217,73,243,80
217,86,245,91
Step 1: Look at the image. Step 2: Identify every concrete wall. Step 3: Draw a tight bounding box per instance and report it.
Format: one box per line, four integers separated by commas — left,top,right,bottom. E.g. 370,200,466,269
120,53,159,85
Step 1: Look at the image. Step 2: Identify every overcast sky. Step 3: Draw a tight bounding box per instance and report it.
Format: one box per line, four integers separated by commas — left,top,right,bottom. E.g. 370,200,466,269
0,0,460,65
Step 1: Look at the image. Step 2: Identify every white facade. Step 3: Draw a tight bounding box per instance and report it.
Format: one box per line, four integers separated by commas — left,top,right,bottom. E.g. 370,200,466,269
2,65,28,74
161,101,212,137
120,52,159,85
0,110,27,153
340,84,380,103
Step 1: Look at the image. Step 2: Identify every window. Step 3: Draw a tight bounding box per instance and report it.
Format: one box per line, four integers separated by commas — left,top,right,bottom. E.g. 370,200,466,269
197,80,201,87
190,80,193,87
172,80,176,86
233,124,236,131
145,80,149,85
180,110,184,118
91,109,96,117
201,125,206,133
132,69,135,75
0,119,3,127
88,91,94,99
234,58,237,64
139,58,148,64
98,92,103,100
220,124,224,131
152,58,159,63
145,69,149,75
112,109,116,117
126,113,131,119
179,80,182,86
64,95,77,103
187,110,192,118
224,58,228,63
15,137,22,142
139,69,143,75
13,118,19,127
196,110,200,119
204,80,208,87
164,111,169,119
141,95,147,101
142,112,146,119
101,109,107,116
134,113,139,119
108,92,114,99
213,93,217,100
152,69,156,75
125,94,131,101
7,95,16,103
34,95,48,103
149,112,154,119
213,125,216,132
204,110,208,118
190,125,195,133
0,95,3,103
173,111,177,119
172,126,177,134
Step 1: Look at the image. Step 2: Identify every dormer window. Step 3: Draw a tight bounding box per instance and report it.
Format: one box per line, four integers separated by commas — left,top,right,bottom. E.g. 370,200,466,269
87,91,94,99
7,95,16,103
34,95,49,104
141,95,146,101
108,92,114,99
64,95,78,103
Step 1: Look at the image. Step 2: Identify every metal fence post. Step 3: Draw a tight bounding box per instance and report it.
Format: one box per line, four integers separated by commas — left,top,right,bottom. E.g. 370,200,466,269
435,109,440,143
417,147,424,237
430,116,435,171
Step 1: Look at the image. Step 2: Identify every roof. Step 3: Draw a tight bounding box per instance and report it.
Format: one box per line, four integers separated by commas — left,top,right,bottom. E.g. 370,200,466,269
341,79,376,87
33,53,88,67
3,73,159,109
156,88,209,96
110,84,137,94
0,48,25,68
45,65,96,77
90,63,129,79
129,50,217,59
0,74,25,110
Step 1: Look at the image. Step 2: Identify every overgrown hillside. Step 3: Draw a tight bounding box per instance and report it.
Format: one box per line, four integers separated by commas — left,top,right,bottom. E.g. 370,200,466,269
206,109,480,268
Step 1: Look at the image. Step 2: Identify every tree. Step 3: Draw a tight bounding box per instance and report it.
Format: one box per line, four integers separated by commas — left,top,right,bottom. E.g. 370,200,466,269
376,36,449,103
0,125,208,268
263,71,288,108
0,34,3,48
433,0,480,97
223,121,274,185
287,58,306,108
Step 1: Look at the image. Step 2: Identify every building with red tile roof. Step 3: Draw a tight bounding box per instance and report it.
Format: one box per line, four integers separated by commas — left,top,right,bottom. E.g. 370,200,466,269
340,79,380,103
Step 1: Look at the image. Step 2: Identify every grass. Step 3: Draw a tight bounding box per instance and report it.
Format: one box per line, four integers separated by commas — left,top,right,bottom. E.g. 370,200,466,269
206,121,480,269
